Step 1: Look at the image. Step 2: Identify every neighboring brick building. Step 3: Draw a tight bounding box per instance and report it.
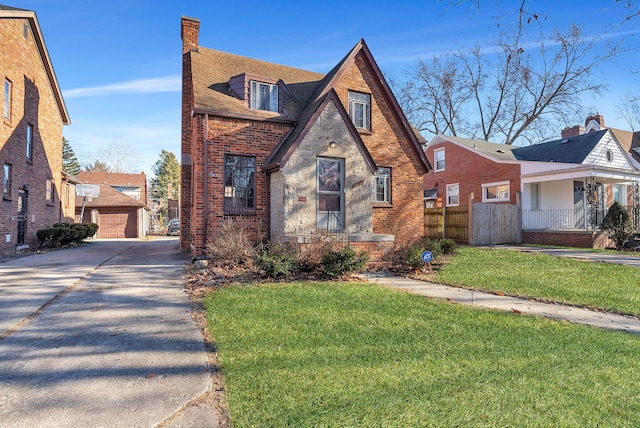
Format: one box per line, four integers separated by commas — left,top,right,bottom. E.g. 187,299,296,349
1,5,70,255
180,17,431,259
424,131,640,249
423,135,521,208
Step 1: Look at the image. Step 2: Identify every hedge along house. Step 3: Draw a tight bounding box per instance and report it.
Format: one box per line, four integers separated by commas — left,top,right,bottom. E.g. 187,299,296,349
180,17,431,261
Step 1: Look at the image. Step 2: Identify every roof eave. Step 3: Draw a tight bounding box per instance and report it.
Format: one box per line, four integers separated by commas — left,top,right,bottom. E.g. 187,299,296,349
1,10,71,124
192,107,297,125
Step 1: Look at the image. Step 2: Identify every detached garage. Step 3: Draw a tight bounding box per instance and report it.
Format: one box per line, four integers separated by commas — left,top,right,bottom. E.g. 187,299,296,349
76,185,149,238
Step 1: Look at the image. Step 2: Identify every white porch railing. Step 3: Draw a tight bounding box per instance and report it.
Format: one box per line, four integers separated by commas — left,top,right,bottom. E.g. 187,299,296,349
523,209,607,230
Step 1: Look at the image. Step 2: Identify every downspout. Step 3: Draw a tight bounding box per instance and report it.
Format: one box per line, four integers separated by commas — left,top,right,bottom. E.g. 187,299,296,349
203,113,209,252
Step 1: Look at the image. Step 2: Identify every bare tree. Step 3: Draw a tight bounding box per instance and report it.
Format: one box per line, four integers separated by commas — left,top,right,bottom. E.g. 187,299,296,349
397,20,620,145
82,141,141,173
618,92,640,131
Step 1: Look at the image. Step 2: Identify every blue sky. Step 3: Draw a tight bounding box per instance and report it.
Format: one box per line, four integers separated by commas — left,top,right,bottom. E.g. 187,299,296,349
8,0,639,176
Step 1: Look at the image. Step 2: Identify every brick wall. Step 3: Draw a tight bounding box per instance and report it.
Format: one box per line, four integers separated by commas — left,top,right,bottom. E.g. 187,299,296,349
423,140,521,207
523,230,615,249
187,115,292,254
1,18,65,254
333,54,426,247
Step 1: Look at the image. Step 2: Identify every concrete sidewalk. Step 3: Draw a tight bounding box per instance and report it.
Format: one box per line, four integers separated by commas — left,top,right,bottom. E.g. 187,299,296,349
492,244,640,267
359,272,640,334
0,238,216,428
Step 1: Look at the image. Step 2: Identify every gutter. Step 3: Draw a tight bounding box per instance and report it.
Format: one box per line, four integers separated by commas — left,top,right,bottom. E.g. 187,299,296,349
204,113,209,249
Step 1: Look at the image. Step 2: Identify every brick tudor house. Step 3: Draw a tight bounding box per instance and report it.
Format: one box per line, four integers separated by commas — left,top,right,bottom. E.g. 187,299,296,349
1,5,71,255
423,114,640,248
180,17,431,261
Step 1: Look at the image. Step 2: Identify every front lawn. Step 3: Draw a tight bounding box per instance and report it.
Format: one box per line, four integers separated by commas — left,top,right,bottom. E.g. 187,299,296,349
205,282,640,427
433,247,640,316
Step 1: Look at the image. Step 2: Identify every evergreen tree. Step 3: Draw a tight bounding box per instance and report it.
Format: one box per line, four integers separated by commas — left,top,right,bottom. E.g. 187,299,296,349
62,138,81,175
151,150,180,200
600,201,633,249
83,160,112,173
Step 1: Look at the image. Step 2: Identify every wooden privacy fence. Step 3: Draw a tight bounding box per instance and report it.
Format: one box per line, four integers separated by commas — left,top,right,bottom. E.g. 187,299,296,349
424,206,469,243
472,203,521,245
424,194,521,245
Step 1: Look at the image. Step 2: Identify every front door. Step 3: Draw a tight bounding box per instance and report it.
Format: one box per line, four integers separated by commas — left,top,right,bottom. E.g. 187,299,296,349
317,157,344,231
17,188,27,246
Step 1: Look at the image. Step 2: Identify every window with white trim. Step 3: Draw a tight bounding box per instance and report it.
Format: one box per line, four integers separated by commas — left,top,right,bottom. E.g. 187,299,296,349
530,183,540,210
3,79,11,122
434,148,445,172
348,91,371,130
2,163,10,200
446,183,459,206
373,167,391,203
45,178,54,203
250,80,278,112
613,184,627,206
26,124,33,160
482,181,510,202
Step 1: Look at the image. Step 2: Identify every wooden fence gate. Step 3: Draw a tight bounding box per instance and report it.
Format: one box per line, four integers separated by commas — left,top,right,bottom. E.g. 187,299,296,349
424,200,521,246
471,203,521,245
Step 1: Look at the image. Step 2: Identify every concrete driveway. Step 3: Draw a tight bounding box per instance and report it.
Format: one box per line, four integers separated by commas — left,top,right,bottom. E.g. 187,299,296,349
0,238,217,427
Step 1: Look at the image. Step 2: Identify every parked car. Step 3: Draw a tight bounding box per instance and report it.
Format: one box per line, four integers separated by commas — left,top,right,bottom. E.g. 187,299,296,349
166,219,180,236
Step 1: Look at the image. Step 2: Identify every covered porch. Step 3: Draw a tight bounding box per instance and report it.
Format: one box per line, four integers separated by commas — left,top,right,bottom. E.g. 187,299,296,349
519,164,640,248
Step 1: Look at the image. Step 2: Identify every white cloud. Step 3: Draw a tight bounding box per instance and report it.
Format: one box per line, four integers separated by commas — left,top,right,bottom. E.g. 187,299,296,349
63,76,181,98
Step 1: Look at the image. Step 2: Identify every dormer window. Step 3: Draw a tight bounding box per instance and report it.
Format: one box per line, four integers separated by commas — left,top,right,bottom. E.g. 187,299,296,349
250,80,278,112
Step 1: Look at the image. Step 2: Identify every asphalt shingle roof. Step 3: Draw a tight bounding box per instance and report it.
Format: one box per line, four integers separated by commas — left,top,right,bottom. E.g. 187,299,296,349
444,135,519,161
75,185,146,208
0,5,28,11
190,47,324,121
512,129,608,163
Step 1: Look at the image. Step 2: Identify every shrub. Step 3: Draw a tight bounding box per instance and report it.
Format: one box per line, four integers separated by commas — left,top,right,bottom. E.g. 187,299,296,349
205,218,255,266
36,222,99,249
255,242,300,279
70,224,89,240
439,238,457,255
396,238,443,270
85,223,99,238
321,246,369,279
600,202,633,249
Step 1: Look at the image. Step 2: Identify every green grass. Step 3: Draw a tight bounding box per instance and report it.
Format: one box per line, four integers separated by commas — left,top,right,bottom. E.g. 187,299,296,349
433,247,640,316
206,282,640,427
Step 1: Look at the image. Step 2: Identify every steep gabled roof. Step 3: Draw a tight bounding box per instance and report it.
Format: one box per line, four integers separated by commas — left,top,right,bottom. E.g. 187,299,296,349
0,5,70,124
512,129,608,163
310,39,430,173
265,89,376,173
186,39,431,173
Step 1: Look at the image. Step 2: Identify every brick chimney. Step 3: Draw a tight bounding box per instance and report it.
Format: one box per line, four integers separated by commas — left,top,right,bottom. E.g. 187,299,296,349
585,113,605,129
181,16,200,54
561,124,584,138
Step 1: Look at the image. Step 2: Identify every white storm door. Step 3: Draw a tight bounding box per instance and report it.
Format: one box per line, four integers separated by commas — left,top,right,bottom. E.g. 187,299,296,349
317,157,344,231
